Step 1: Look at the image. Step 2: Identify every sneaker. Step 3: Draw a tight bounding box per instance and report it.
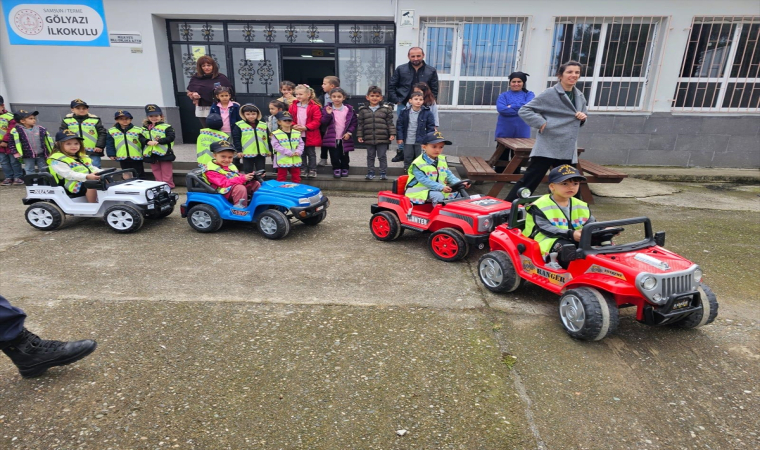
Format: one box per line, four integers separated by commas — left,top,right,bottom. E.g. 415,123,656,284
365,172,375,180
13,178,25,185
391,152,404,163
317,158,327,167
333,169,342,178
300,169,307,177
0,178,12,186
308,170,317,178
1,328,97,378
380,173,387,181
341,169,349,177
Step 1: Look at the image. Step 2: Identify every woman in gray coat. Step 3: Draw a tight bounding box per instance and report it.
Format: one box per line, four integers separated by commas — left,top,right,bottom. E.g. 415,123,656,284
505,61,588,201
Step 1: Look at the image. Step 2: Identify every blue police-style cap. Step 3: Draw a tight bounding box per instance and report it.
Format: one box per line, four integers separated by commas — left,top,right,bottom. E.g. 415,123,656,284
70,98,88,108
14,109,39,121
114,109,133,119
145,104,163,115
210,140,235,153
421,130,452,145
275,111,293,121
548,165,586,184
56,130,84,142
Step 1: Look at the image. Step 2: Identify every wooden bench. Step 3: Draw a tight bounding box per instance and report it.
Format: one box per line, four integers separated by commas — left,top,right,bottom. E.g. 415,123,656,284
457,138,627,204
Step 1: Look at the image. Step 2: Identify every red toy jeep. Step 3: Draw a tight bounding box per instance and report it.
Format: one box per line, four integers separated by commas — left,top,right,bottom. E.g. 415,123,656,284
369,176,514,261
478,197,719,341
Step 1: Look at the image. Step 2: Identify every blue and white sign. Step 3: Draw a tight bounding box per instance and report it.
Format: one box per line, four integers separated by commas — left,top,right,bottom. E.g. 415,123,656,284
2,0,109,46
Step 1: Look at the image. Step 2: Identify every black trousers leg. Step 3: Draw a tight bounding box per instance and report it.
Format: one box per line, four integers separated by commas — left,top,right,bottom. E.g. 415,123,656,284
0,295,26,346
505,156,574,201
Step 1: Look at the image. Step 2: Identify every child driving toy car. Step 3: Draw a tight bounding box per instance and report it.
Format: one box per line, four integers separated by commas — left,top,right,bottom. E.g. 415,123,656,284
522,165,597,268
48,130,103,203
405,131,470,205
202,140,261,207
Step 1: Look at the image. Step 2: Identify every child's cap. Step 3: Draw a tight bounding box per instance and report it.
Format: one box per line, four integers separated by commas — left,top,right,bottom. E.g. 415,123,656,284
114,110,133,119
56,130,84,142
14,110,39,121
210,140,235,153
145,104,163,115
275,111,293,122
548,165,586,184
70,98,88,108
205,113,223,129
421,131,452,145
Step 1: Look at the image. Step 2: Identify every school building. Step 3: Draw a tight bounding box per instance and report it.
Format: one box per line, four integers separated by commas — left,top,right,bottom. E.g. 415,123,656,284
1,0,759,168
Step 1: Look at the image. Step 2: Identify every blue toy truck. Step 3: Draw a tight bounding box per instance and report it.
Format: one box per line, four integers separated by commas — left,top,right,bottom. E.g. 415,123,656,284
180,169,329,239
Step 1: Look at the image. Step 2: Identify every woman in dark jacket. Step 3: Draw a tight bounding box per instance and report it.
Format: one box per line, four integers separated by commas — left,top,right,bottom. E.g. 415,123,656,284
186,56,233,128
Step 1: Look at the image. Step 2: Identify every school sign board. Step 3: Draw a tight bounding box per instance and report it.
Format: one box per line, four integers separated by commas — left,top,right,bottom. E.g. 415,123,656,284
2,0,109,46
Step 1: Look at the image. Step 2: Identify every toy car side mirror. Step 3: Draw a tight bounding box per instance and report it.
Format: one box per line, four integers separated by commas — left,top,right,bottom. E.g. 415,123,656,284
654,231,666,247
561,244,578,262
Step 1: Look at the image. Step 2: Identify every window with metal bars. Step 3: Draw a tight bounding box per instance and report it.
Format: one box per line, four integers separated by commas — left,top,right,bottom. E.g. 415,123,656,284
421,17,526,108
547,16,664,111
673,16,760,112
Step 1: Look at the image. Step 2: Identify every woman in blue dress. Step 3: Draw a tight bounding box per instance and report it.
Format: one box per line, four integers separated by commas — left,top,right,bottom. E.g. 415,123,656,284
494,72,534,173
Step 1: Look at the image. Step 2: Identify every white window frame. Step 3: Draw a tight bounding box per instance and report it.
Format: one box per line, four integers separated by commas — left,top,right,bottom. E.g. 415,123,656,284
421,17,526,109
673,17,760,113
547,17,663,112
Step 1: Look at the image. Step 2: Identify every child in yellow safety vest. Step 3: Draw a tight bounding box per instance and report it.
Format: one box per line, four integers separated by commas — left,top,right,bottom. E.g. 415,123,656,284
105,110,144,180
202,141,261,207
140,104,176,188
270,112,303,183
8,110,54,175
196,113,227,169
48,130,103,203
232,104,271,174
59,99,107,169
405,131,469,205
522,165,597,268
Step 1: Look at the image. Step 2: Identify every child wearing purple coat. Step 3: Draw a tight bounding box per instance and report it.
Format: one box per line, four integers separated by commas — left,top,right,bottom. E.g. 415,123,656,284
320,88,357,178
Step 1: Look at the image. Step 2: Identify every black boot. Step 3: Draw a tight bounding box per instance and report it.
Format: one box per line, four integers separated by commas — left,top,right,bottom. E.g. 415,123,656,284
391,151,404,163
2,328,97,378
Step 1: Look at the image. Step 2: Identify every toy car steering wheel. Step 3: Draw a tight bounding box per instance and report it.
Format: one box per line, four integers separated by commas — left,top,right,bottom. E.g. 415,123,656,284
253,169,267,182
448,179,472,192
590,226,624,244
98,168,118,176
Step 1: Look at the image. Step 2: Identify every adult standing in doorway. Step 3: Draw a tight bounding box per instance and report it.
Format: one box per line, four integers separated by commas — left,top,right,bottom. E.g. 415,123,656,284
186,56,234,128
494,72,534,173
388,47,439,162
505,61,588,201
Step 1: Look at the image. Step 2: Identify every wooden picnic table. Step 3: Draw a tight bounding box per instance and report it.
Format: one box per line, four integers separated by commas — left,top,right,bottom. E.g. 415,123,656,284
458,138,627,204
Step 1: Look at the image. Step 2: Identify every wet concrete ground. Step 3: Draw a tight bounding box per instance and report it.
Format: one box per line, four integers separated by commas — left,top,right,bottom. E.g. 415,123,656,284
0,181,758,449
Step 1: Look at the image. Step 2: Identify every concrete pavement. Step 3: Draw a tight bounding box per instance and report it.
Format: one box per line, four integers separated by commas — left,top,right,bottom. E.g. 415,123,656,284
0,180,758,449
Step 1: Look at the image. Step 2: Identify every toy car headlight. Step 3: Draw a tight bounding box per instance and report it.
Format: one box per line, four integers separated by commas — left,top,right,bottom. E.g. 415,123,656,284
693,268,703,284
319,192,323,200
162,184,171,193
299,198,310,205
146,190,155,200
640,275,657,290
477,214,493,232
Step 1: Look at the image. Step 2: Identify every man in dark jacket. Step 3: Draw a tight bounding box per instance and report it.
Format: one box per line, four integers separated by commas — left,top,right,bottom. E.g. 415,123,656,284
389,47,439,162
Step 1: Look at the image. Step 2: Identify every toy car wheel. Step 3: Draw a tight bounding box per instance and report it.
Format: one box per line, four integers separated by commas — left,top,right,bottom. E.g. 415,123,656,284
370,211,404,241
25,202,65,231
258,209,291,240
301,210,326,226
428,228,469,262
478,251,524,293
670,283,719,329
187,204,223,233
104,204,144,233
558,287,619,341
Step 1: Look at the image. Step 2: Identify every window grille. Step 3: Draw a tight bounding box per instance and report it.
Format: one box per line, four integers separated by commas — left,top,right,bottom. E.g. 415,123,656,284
547,16,664,111
673,16,760,112
421,17,527,108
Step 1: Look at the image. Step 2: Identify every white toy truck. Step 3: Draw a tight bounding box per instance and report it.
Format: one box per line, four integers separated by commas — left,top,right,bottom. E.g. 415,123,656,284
22,169,178,233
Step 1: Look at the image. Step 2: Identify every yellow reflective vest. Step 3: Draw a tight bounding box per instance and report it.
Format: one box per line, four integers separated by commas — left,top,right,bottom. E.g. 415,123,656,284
271,129,302,167
10,127,54,157
63,116,100,151
197,129,229,168
108,126,144,160
47,151,97,193
202,161,240,194
236,120,270,157
523,194,591,256
405,154,452,204
142,123,172,157
0,112,12,142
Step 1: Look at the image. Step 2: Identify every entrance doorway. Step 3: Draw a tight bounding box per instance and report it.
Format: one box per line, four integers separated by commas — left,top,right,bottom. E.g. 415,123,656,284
282,47,335,99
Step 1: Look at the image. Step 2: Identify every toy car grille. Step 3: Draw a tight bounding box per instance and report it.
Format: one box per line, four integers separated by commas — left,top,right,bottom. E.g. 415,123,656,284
661,274,692,298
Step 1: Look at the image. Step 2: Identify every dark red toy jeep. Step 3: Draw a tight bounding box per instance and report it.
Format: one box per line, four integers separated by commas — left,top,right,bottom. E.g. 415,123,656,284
478,197,719,341
369,176,514,261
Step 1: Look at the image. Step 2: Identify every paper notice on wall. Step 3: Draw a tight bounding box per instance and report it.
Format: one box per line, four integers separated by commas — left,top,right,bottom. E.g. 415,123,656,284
245,48,264,61
192,46,206,60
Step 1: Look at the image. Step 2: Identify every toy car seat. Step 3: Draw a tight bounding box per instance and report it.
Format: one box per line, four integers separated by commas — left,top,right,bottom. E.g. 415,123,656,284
186,168,217,194
393,175,409,195
23,173,58,187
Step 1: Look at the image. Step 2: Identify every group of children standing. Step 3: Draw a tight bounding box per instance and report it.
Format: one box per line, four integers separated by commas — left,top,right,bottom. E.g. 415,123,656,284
0,96,176,189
